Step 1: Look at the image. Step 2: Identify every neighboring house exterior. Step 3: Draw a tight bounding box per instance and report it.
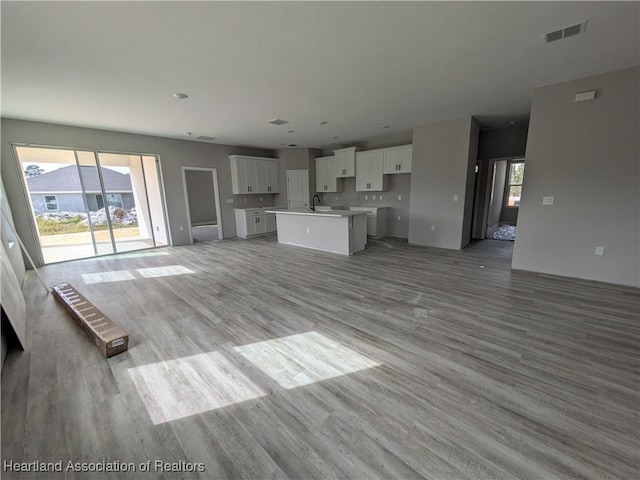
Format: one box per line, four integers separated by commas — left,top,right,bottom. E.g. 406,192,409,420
26,165,135,214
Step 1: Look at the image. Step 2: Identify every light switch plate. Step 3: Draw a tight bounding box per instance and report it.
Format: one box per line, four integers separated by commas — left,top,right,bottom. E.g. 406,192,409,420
543,196,554,205
595,246,604,256
453,194,459,202
397,195,402,201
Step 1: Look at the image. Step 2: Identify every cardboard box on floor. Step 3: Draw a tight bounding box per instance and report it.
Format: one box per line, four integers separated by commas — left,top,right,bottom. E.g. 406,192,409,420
52,283,129,358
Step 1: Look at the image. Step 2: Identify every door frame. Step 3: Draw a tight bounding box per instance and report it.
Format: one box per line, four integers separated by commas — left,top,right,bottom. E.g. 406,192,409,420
286,169,309,209
181,166,223,243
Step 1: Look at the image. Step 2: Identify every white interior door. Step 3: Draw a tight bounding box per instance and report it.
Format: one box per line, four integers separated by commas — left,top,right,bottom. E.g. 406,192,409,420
286,170,309,209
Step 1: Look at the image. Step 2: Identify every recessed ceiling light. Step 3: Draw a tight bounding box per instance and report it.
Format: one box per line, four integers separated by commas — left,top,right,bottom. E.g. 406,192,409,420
287,129,295,134
267,118,289,125
318,121,328,125
382,125,390,129
173,93,188,99
287,144,298,147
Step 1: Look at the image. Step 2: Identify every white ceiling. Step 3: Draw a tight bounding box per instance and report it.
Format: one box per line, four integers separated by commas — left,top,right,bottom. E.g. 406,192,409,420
1,1,638,150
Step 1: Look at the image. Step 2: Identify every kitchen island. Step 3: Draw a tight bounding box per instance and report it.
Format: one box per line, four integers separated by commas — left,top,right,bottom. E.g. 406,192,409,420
266,209,367,255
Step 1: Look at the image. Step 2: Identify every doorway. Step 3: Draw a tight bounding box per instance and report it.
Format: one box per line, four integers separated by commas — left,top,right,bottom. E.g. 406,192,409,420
15,145,169,264
486,158,524,241
286,170,309,209
182,167,223,243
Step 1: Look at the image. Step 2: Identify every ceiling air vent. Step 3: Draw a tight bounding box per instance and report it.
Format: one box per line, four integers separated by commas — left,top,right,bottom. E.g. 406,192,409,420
195,136,216,142
267,118,289,125
543,21,587,43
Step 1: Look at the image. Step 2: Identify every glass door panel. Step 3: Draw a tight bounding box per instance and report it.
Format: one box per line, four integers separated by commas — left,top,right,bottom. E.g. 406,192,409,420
97,153,155,253
15,146,96,263
76,150,115,255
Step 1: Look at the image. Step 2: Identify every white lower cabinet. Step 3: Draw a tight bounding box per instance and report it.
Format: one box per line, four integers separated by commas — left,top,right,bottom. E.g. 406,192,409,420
235,208,277,238
349,206,389,238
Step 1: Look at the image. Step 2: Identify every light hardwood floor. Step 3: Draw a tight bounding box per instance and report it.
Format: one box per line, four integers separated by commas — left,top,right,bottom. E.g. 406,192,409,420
2,237,639,479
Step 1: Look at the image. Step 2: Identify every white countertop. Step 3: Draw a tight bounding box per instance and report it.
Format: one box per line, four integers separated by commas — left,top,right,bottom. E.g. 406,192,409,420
266,208,367,217
234,206,285,212
349,206,390,210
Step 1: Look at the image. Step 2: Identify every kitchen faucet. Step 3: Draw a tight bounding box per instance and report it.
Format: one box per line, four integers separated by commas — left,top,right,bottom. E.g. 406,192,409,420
311,194,321,211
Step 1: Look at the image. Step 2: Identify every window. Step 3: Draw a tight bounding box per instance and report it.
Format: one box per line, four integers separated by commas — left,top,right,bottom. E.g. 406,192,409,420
44,195,58,211
506,161,525,207
106,193,123,208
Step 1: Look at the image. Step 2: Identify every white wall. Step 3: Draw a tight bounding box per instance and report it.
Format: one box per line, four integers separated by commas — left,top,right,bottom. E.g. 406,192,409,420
512,66,639,287
408,117,479,249
1,119,272,264
1,178,27,369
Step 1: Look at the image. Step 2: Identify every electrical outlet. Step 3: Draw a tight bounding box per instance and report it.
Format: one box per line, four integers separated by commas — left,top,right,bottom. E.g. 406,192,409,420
543,196,554,205
260,197,263,202
453,194,459,202
335,196,338,200
431,225,436,231
244,198,247,203
372,195,376,200
595,246,605,256
365,195,368,200
179,226,184,231
397,195,402,201
379,195,383,200
397,216,401,221
306,227,310,234
226,198,234,204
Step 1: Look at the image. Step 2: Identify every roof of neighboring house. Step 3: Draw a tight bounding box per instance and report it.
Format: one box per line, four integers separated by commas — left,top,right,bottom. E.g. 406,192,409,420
26,165,133,193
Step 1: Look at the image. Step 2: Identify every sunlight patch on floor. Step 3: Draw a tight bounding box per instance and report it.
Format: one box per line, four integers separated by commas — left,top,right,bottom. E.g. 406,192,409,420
81,265,194,284
234,331,380,389
136,265,194,278
128,351,266,425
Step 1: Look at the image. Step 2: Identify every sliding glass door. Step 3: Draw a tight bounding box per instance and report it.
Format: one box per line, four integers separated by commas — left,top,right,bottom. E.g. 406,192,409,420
14,145,168,264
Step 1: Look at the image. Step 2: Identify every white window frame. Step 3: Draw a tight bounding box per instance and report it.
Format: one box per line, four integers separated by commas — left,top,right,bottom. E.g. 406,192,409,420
504,160,525,208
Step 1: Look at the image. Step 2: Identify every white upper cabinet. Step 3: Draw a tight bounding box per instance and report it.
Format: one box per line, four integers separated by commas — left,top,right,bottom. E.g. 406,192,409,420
315,156,341,193
382,145,412,174
333,147,357,177
356,151,386,191
230,155,279,194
